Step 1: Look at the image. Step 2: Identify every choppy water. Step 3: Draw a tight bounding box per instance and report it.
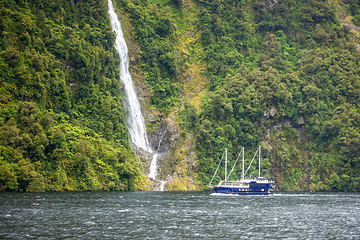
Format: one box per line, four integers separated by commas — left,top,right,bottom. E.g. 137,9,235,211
0,192,359,239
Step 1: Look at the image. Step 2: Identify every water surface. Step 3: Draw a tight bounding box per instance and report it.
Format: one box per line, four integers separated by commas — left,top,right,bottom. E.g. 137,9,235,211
0,191,359,239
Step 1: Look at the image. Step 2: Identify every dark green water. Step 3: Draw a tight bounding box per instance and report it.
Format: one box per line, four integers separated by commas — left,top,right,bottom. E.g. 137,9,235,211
0,191,359,239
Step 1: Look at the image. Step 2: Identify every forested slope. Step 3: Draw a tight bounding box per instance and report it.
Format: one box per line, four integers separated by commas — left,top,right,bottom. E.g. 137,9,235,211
116,0,360,191
0,0,146,192
191,0,360,191
1,0,359,192
192,0,360,191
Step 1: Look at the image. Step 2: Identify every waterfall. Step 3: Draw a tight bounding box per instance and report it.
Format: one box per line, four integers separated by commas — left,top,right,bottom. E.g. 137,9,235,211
107,0,152,153
108,0,160,181
160,181,167,191
148,154,158,180
148,131,166,180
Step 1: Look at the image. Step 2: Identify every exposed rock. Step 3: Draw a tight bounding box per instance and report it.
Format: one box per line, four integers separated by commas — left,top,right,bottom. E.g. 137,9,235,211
298,116,305,125
263,107,277,120
284,119,292,127
273,124,282,130
157,113,164,120
150,118,179,154
147,113,157,124
64,61,73,71
69,82,75,92
270,107,276,117
334,0,360,49
266,0,278,8
115,51,120,60
263,111,270,120
143,117,181,189
296,125,307,143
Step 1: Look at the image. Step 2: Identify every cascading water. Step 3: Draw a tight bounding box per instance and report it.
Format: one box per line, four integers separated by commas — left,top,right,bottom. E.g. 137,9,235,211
148,131,167,180
108,0,151,152
107,0,158,180
160,181,167,191
148,154,158,180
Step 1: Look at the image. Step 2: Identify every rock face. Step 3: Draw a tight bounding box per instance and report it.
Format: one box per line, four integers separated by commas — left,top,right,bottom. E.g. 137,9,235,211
263,107,277,120
137,114,180,190
150,117,179,165
150,118,178,154
298,116,305,125
129,116,181,191
266,0,278,8
143,111,200,191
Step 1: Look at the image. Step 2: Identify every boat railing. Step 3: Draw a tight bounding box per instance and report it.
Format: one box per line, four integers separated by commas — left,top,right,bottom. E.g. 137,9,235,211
221,181,248,187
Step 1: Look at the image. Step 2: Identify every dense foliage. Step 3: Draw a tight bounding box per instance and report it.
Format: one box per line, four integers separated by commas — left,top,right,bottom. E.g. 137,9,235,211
347,0,360,25
1,0,359,192
119,0,360,191
191,0,360,191
0,0,145,192
115,0,181,112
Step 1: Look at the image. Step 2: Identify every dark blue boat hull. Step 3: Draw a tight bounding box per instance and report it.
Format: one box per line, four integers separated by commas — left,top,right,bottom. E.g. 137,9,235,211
214,186,273,195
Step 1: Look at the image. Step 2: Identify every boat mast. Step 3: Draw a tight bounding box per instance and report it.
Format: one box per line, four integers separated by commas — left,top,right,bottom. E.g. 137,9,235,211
242,147,244,180
259,146,261,177
225,149,227,182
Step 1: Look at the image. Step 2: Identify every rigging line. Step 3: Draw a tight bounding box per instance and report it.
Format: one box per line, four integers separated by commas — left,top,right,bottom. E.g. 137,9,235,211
209,150,226,186
226,147,244,180
244,147,259,177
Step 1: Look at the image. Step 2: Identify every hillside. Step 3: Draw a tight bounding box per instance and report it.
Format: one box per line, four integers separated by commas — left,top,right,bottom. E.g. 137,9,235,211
0,0,359,192
116,0,360,192
0,0,146,192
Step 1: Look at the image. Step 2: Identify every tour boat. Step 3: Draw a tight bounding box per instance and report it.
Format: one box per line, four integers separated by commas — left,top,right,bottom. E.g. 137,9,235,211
210,146,274,195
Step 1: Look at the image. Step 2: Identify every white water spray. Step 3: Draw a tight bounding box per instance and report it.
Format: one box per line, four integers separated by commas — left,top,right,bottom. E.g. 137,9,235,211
108,0,152,153
160,181,167,191
148,154,158,180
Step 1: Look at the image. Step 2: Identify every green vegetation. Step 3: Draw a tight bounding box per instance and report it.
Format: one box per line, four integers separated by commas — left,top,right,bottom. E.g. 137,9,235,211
191,0,360,191
347,0,360,25
115,0,181,113
1,0,359,192
0,0,146,192
120,0,360,191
